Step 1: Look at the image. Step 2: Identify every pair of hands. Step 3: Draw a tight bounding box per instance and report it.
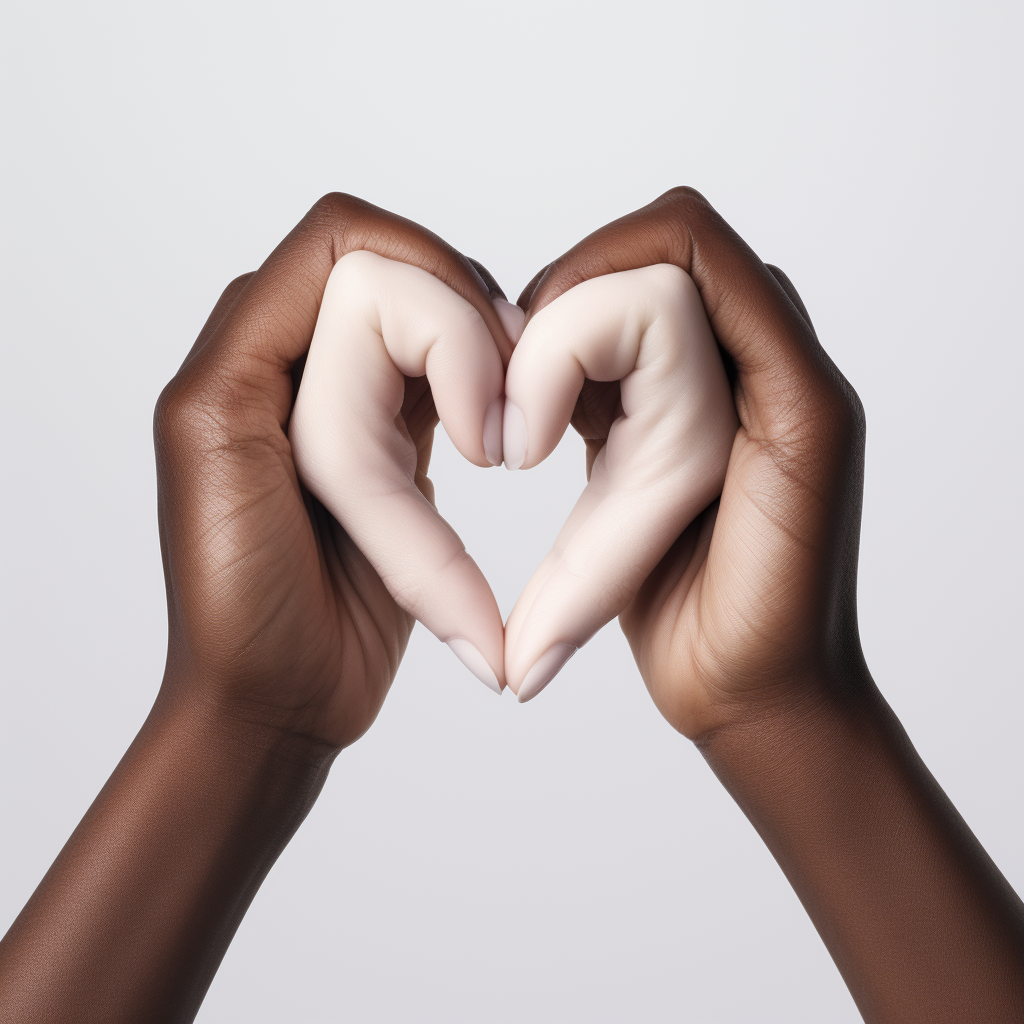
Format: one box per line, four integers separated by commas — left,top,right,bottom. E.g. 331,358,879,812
155,187,867,753
286,248,738,704
7,188,1020,1024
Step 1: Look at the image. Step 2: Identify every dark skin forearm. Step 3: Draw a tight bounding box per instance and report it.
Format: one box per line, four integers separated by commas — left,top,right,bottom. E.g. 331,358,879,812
7,187,1021,1019
0,195,512,1022
526,187,1024,1020
699,674,1024,1023
0,691,333,1024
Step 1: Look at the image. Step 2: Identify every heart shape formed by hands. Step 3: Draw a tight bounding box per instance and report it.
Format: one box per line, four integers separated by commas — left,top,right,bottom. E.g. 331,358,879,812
289,251,737,701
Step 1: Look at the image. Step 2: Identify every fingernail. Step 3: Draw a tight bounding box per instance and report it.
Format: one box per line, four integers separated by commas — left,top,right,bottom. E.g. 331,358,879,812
483,397,504,467
503,401,527,470
494,298,526,345
517,643,577,703
446,638,502,695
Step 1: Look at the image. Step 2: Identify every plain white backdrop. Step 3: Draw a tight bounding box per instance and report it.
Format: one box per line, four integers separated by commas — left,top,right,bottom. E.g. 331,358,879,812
2,1,1021,1020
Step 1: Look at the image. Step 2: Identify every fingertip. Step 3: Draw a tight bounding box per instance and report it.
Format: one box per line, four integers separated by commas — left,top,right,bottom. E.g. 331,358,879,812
494,298,526,346
446,637,503,695
517,643,578,703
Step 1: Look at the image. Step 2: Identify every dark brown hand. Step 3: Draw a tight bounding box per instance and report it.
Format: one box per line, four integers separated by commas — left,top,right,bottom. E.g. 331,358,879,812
523,187,1024,1023
0,194,511,1024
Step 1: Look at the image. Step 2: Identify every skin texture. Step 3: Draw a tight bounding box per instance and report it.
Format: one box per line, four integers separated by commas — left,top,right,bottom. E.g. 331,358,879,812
289,255,738,702
502,265,738,698
518,187,868,738
0,195,513,1022
289,251,516,692
150,196,513,751
1,189,1022,1023
519,187,1024,1022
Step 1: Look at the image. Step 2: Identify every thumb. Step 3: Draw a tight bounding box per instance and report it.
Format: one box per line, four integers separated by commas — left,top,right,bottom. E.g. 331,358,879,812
502,265,737,700
290,251,508,691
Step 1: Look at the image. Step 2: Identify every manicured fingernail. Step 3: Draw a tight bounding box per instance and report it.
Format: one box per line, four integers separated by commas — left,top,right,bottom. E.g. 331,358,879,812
503,401,527,470
446,638,502,694
494,298,526,345
517,643,577,703
483,397,504,467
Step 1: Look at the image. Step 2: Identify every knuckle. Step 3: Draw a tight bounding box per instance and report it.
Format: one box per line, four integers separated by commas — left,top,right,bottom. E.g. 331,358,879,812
153,378,196,448
662,262,698,297
662,185,711,214
643,261,694,308
840,379,867,441
767,365,866,477
810,370,866,450
333,247,377,275
310,191,362,226
648,261,688,289
221,272,253,299
326,248,381,296
829,369,865,432
153,376,225,453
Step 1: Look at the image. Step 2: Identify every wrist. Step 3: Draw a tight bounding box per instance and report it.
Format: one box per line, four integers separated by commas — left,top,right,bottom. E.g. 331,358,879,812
155,662,344,765
0,681,337,1023
687,639,877,744
694,664,885,782
690,661,897,857
145,684,339,805
691,667,922,914
693,667,1024,1022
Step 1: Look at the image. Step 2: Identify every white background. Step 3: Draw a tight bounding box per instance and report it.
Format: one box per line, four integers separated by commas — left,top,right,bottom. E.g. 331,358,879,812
2,1,1021,1021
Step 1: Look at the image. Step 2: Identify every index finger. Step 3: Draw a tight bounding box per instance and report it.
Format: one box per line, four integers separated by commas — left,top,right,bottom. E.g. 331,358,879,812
171,192,515,434
521,187,854,448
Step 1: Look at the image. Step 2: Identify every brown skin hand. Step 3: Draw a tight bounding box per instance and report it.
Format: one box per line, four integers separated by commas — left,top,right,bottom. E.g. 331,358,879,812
521,187,1024,1023
155,193,513,752
2,189,1021,1024
0,194,512,1024
520,186,866,741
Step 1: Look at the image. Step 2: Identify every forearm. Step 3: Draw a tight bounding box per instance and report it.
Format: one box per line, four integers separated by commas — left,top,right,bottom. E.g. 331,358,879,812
0,690,334,1024
698,677,1024,1023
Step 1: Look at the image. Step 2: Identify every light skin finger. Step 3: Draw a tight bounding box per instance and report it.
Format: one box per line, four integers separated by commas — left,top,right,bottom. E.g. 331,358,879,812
520,187,866,714
522,187,850,450
171,193,514,442
503,265,736,698
154,194,516,702
289,252,506,690
518,191,1024,1019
